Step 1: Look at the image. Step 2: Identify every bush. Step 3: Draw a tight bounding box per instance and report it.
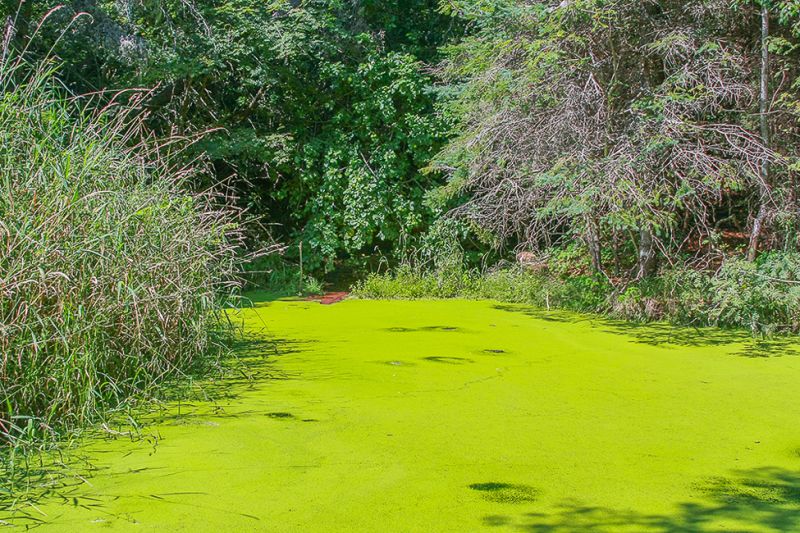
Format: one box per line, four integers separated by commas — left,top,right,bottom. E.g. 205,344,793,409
684,255,800,334
353,252,800,335
0,58,245,447
352,264,610,312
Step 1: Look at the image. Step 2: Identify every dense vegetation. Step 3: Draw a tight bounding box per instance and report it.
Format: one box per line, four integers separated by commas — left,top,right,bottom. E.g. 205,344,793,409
436,1,788,266
0,49,248,465
353,255,800,333
375,0,800,333
5,0,458,271
10,1,800,274
3,0,800,467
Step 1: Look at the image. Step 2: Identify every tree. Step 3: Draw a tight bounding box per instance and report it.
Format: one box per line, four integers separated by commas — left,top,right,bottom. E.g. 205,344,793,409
434,0,789,279
9,0,457,271
748,0,773,261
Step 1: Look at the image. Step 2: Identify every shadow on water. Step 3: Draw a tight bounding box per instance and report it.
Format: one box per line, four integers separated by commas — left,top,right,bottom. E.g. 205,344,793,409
478,466,800,531
0,334,312,528
492,304,799,358
470,482,540,504
423,356,474,365
603,322,800,358
151,335,317,410
492,305,585,325
385,325,463,333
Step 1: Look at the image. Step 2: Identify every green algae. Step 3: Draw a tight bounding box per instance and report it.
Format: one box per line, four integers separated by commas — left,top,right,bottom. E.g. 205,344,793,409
6,298,800,531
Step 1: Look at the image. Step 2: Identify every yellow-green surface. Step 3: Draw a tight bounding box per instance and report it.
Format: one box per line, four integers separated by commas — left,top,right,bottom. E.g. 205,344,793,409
12,299,800,531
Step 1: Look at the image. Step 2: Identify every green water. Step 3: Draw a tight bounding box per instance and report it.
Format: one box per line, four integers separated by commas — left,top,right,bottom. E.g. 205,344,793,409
12,299,800,531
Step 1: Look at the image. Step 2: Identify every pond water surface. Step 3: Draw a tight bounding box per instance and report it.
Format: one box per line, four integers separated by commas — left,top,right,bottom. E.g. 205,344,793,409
10,299,800,531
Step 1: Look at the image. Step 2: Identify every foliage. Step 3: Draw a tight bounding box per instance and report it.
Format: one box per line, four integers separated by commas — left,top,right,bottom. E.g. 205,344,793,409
432,0,800,279
669,254,800,334
7,1,800,286
0,56,245,449
355,250,800,335
3,0,458,271
352,264,611,313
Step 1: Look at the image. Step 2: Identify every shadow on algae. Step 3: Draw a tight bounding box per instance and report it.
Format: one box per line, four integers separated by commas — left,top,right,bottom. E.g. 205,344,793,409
7,468,800,531
474,466,800,531
492,304,800,358
0,332,310,529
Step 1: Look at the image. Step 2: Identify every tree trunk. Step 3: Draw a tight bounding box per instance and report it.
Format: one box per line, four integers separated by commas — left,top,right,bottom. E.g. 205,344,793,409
585,217,602,273
612,231,622,277
748,203,769,261
748,3,771,261
637,226,657,279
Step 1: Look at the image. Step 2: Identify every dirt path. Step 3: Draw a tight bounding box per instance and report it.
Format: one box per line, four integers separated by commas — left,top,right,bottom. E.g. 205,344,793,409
305,291,349,305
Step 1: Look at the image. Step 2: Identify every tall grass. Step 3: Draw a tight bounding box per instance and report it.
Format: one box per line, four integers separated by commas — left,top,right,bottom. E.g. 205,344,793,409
0,51,246,455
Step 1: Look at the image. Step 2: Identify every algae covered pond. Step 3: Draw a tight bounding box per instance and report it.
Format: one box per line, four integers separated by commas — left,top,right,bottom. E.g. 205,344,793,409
11,299,800,531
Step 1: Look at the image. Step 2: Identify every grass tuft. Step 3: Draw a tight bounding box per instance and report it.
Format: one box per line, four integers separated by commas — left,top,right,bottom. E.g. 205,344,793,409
0,53,247,473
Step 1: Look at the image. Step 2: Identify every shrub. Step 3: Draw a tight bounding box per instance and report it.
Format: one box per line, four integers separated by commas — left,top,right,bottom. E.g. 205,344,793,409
697,256,800,334
0,57,245,447
352,264,609,312
354,252,800,335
